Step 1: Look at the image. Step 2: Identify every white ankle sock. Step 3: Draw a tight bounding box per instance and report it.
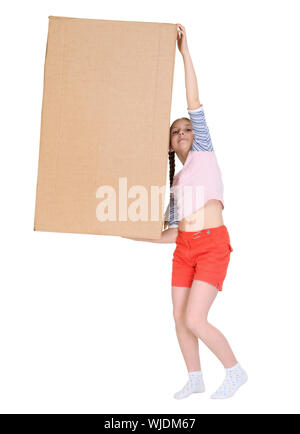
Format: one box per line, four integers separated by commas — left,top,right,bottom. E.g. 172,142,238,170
174,370,205,400
210,362,248,399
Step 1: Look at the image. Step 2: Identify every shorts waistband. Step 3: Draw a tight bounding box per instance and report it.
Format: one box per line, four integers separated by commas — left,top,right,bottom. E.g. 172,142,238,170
178,225,229,240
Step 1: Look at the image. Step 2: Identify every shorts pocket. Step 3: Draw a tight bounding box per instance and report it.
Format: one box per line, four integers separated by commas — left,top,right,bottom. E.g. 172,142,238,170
211,237,233,255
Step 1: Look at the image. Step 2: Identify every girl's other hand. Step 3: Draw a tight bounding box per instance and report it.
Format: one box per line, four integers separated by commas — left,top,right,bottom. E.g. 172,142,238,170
176,23,189,56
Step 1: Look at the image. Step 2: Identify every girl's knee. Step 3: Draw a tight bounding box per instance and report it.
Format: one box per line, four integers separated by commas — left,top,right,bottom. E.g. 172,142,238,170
185,316,207,335
173,309,186,325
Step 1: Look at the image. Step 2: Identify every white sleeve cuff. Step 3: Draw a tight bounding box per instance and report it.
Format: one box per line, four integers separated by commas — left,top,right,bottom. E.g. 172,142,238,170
187,104,203,113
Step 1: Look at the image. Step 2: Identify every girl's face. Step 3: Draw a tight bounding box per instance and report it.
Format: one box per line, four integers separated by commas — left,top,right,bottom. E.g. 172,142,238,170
169,119,193,154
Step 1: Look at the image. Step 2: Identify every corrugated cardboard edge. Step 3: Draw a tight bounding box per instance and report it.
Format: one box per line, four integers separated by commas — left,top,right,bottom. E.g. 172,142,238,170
48,15,175,26
33,16,52,232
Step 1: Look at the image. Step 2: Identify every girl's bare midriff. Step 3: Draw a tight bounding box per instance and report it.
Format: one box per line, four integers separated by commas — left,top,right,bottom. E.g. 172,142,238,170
178,199,224,232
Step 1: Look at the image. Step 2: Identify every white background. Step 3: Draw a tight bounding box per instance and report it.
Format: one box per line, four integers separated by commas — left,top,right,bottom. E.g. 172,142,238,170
1,0,300,415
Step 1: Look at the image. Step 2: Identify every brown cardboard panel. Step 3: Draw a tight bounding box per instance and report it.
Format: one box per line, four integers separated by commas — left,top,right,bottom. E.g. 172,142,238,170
34,16,177,239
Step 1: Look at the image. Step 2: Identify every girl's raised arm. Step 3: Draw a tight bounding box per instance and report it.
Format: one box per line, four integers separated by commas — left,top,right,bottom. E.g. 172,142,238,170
177,24,201,109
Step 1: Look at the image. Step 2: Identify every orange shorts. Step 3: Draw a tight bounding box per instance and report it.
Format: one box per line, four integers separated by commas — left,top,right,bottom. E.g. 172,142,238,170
171,225,233,291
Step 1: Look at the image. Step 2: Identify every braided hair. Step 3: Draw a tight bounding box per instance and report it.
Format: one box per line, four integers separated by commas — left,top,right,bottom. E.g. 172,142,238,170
164,117,191,230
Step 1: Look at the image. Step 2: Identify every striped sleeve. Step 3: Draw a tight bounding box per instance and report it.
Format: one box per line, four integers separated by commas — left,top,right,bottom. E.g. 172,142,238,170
164,192,179,228
188,105,214,151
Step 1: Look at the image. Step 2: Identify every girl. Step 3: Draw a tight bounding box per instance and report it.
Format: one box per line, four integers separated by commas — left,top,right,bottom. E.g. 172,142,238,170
124,24,247,400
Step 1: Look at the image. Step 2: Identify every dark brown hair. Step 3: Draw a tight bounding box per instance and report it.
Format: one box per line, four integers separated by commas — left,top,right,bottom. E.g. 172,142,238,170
164,117,191,230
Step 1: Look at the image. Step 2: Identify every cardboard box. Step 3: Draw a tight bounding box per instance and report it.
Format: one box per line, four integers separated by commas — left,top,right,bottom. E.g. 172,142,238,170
34,16,177,238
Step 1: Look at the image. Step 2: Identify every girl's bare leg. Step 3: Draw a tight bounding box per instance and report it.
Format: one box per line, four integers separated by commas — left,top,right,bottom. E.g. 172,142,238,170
185,280,238,368
171,286,201,372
